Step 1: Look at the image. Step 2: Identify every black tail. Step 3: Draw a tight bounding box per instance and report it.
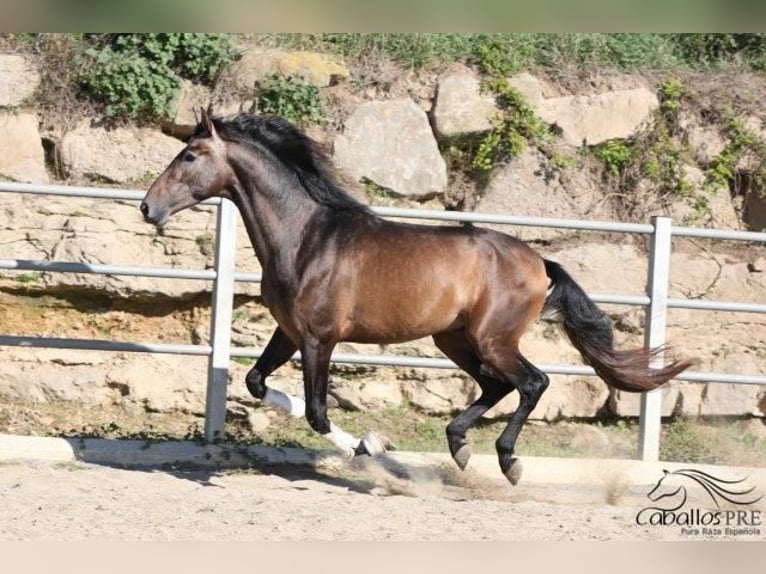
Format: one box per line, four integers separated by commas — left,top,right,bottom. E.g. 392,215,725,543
542,259,692,392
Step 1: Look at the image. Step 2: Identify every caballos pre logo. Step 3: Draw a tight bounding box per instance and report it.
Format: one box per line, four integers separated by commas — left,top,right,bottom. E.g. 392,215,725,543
635,468,763,537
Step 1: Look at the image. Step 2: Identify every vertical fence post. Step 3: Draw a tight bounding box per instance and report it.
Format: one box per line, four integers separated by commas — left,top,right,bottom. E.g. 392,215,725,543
204,199,238,443
638,216,672,461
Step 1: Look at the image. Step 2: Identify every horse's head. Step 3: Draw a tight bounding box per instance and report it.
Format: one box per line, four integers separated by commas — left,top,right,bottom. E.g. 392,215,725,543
647,469,685,505
141,108,236,227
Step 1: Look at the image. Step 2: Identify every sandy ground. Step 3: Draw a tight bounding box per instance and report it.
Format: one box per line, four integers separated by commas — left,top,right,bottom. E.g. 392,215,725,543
2,454,762,542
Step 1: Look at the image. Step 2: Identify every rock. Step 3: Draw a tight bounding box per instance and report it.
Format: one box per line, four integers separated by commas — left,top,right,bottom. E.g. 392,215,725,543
164,80,212,139
539,378,611,421
486,377,610,421
247,409,271,433
660,165,742,229
0,349,116,406
0,54,40,106
402,375,476,415
749,256,766,273
0,370,46,403
507,72,546,105
17,348,110,366
694,350,766,417
700,383,765,417
329,378,404,411
743,187,766,232
225,48,349,91
0,112,49,183
536,88,659,146
0,193,262,299
544,241,647,295
60,119,183,184
105,355,207,415
474,149,615,241
686,125,727,165
676,383,706,416
672,253,766,306
608,385,683,418
432,66,496,139
334,99,447,199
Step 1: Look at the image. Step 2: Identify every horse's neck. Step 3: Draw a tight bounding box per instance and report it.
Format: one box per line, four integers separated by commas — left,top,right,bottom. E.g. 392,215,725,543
228,152,318,270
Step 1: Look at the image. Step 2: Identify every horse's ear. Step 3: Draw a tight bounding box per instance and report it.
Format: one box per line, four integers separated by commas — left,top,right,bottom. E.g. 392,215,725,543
662,469,670,476
200,106,218,138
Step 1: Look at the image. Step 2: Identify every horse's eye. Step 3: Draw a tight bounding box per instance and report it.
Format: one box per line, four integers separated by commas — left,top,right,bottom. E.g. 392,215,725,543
182,152,196,162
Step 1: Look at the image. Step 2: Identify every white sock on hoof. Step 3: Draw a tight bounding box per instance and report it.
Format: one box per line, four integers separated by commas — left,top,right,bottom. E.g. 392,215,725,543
263,389,362,460
322,422,360,459
263,388,305,417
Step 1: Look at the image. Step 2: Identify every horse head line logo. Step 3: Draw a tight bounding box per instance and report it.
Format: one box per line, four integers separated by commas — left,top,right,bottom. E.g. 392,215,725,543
648,468,763,511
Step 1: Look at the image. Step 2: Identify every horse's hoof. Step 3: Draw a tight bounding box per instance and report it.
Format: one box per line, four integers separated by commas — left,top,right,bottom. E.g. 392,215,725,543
502,457,523,485
354,429,393,457
452,444,472,471
362,429,386,456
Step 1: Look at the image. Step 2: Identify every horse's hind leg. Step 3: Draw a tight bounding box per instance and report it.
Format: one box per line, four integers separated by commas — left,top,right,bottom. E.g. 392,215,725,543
491,354,549,485
433,331,515,471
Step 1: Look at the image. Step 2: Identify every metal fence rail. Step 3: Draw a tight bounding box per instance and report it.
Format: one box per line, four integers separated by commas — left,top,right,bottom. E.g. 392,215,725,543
1,182,765,460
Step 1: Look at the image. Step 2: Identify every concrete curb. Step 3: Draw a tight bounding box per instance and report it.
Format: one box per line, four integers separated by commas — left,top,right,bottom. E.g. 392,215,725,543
1,433,765,489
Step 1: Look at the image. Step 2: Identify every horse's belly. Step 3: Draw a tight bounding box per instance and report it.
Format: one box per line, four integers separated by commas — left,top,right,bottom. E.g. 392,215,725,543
341,303,465,344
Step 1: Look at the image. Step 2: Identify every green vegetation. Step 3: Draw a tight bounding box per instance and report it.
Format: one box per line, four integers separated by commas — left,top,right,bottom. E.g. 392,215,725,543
77,33,237,120
254,74,324,127
472,78,552,171
45,401,766,467
660,418,717,463
16,272,43,284
261,33,494,71
584,71,766,222
194,232,214,246
6,33,766,222
472,35,538,77
3,393,763,467
658,77,685,121
657,417,766,465
706,115,766,197
14,33,766,129
360,177,400,202
260,33,766,72
588,77,699,220
592,139,635,177
670,33,766,70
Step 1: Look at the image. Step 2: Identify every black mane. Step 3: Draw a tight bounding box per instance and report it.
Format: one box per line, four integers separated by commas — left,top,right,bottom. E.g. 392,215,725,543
194,113,372,215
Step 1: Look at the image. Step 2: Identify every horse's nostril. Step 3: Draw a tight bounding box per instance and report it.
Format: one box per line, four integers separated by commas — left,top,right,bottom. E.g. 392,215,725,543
140,201,149,216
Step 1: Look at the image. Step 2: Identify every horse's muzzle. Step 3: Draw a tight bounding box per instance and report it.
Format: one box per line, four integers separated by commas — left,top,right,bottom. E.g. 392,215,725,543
139,200,166,226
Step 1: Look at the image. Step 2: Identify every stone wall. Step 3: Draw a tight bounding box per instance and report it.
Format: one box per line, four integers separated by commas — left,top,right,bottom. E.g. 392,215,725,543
0,48,764,422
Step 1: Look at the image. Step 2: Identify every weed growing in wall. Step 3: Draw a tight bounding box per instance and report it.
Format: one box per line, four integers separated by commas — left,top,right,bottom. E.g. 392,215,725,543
472,79,552,172
254,75,325,127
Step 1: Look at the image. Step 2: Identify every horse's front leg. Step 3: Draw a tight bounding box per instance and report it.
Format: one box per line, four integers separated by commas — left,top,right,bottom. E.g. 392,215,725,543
245,327,303,415
301,338,385,458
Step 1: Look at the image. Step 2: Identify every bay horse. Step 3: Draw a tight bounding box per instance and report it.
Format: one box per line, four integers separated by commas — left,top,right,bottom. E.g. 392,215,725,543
141,109,692,484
